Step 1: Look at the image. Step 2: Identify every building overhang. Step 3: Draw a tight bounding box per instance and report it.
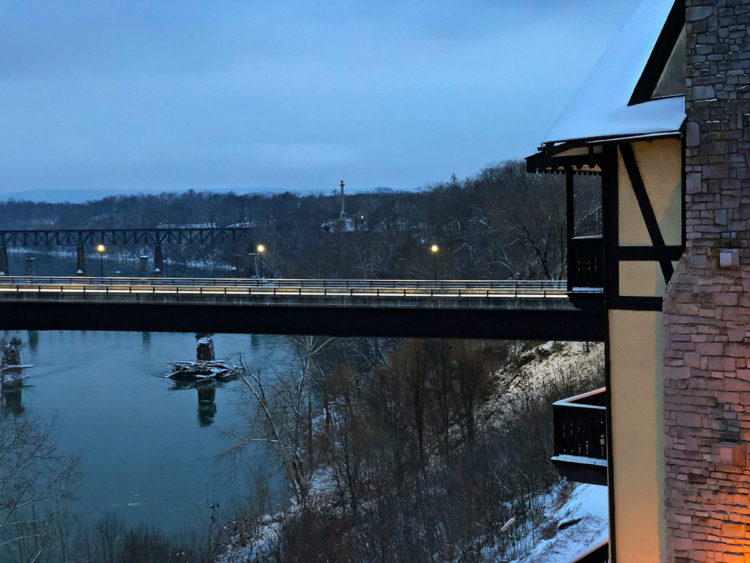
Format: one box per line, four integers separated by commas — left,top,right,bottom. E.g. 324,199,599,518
525,130,681,175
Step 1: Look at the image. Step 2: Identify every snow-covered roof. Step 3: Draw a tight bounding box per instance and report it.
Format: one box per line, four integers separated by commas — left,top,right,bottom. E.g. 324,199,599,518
543,0,685,145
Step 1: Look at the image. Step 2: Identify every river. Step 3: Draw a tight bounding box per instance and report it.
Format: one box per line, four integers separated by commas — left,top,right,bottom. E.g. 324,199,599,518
2,252,292,535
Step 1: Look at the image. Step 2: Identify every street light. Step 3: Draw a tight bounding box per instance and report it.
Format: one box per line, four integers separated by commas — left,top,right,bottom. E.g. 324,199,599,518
96,244,106,277
256,244,266,280
430,244,439,281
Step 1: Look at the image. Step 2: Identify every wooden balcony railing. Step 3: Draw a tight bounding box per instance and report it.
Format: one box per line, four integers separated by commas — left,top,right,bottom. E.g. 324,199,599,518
552,388,607,485
569,235,603,290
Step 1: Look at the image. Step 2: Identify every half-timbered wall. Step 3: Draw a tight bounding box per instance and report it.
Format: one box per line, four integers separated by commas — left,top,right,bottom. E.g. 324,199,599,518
617,138,683,299
608,137,682,561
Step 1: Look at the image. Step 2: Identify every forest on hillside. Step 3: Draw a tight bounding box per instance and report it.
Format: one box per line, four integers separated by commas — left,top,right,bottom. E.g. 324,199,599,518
0,161,600,281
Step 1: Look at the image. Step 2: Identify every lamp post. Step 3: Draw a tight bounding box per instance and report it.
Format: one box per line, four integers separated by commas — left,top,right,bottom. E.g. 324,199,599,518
430,244,439,281
96,244,106,277
256,244,265,280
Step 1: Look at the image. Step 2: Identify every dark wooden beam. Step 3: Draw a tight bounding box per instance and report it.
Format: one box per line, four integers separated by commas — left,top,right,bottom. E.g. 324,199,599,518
601,145,619,308
619,143,674,283
566,169,576,292
618,246,683,261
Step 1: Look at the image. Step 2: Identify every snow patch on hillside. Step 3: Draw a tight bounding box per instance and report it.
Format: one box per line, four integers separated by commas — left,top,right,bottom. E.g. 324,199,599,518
216,341,608,562
511,483,608,562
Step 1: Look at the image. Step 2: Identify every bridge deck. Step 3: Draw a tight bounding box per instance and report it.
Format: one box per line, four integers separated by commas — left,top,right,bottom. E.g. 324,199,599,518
0,277,605,340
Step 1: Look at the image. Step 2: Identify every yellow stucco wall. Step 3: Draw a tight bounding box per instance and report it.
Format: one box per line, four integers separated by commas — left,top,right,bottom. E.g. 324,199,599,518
618,138,682,247
619,260,665,296
610,309,665,562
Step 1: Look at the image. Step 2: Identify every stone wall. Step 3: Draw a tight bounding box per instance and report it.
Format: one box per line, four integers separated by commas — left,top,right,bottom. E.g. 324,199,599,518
663,0,750,561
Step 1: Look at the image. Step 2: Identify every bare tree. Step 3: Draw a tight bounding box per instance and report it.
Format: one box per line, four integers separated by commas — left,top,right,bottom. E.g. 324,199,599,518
0,416,80,562
94,512,125,563
229,336,332,506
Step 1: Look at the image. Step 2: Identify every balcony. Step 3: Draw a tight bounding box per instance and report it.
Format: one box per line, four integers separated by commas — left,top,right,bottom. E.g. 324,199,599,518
568,235,604,291
552,387,607,485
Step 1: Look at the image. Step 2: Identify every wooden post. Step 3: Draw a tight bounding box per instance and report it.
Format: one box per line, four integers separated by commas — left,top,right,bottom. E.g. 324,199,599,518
566,168,575,292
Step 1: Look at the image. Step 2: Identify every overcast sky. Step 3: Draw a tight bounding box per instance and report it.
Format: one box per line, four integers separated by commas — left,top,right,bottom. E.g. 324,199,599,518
0,1,640,199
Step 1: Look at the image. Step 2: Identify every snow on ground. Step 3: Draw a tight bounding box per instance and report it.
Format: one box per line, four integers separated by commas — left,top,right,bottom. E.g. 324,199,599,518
481,341,604,430
217,342,607,562
511,483,608,563
216,465,338,563
216,513,282,563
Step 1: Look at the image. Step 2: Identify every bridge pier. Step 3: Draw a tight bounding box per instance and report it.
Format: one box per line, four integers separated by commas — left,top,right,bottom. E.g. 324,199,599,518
0,246,8,276
139,255,149,275
196,333,215,361
76,245,87,276
153,244,163,277
230,250,240,278
24,257,35,276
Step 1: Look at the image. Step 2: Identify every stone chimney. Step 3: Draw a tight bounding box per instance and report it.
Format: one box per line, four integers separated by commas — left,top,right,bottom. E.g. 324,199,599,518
663,1,750,560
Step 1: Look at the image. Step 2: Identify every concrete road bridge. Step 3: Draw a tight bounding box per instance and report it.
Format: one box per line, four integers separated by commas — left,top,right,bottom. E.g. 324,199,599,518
0,276,604,340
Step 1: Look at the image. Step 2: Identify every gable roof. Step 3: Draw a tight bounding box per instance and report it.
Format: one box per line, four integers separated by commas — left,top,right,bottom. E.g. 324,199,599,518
541,0,685,146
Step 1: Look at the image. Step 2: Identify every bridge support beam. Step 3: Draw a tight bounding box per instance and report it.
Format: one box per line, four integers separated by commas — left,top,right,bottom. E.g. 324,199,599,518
24,257,35,276
76,245,87,276
153,244,163,277
0,246,8,276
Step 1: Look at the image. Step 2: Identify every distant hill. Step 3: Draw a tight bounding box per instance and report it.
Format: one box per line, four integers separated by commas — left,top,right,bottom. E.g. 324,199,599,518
0,161,600,281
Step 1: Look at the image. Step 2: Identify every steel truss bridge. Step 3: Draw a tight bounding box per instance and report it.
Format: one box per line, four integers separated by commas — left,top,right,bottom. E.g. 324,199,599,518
0,227,257,277
0,227,254,247
0,276,605,340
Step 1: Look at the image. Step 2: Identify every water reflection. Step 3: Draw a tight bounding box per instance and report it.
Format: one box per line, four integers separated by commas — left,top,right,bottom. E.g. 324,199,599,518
0,380,25,417
27,330,39,351
168,380,222,427
197,387,217,427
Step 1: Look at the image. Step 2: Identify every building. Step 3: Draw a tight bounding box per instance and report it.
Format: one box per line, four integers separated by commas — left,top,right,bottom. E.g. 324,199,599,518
527,0,749,560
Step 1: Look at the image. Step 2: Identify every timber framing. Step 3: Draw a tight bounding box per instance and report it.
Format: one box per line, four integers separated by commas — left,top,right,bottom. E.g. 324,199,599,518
618,143,674,283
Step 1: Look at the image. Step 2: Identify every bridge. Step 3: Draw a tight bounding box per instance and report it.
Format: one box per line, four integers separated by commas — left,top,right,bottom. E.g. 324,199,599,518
0,227,254,247
0,276,605,340
0,227,255,276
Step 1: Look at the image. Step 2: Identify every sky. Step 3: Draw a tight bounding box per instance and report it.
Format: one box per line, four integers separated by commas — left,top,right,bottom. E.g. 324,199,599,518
0,1,641,200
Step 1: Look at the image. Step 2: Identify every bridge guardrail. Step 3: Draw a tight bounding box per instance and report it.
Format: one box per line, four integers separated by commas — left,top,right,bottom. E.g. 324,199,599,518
0,276,568,299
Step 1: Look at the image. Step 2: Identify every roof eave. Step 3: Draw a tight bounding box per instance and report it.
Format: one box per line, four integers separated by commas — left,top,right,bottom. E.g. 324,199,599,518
527,128,683,175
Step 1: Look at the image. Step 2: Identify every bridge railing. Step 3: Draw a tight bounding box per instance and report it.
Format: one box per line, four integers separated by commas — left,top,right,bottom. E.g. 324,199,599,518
0,276,568,298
